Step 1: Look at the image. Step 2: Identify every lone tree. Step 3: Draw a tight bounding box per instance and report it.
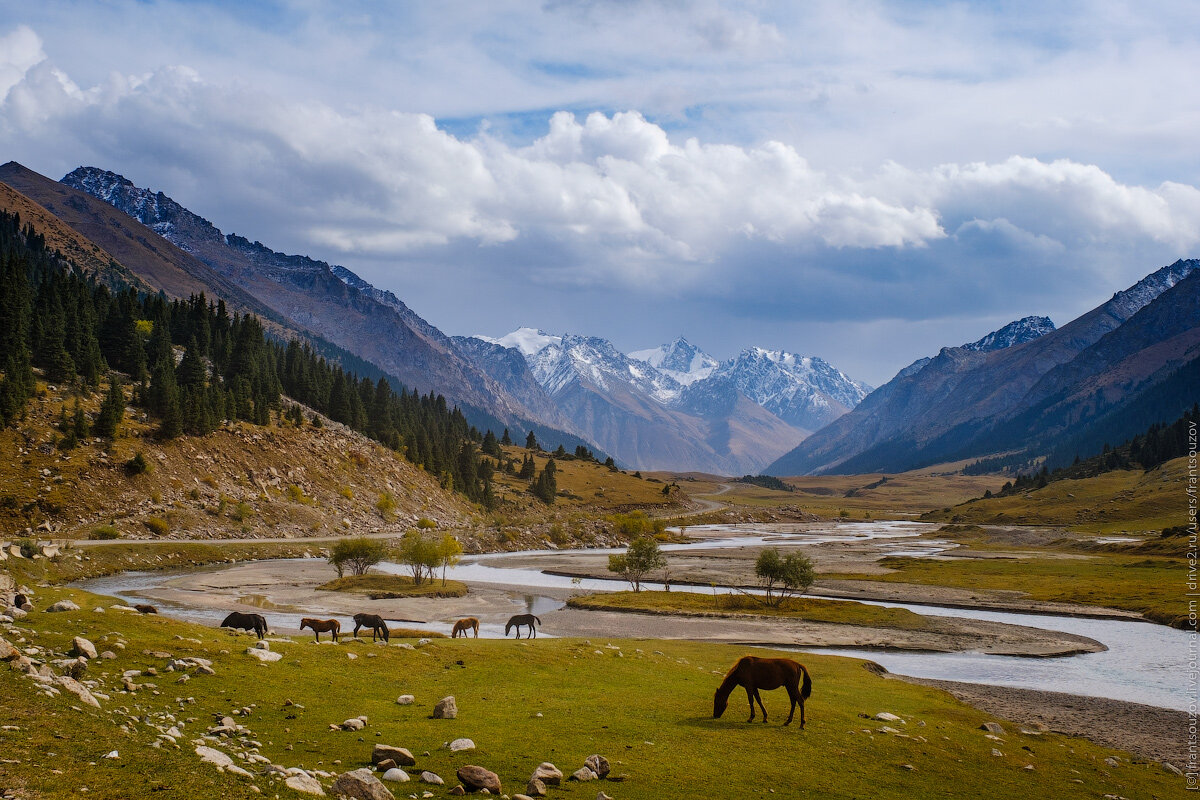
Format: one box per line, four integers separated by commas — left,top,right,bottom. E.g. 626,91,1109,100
437,532,463,585
329,536,388,578
396,530,440,586
525,430,540,450
608,535,667,591
754,548,815,606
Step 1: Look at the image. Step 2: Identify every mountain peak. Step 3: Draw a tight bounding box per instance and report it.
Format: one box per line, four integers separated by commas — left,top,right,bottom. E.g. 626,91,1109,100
962,315,1056,352
475,327,562,357
629,337,717,386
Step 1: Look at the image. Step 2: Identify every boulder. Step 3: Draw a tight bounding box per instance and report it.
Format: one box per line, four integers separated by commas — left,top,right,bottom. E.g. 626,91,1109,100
449,786,466,796
100,651,117,660
570,767,597,782
980,722,1005,735
46,600,80,613
396,694,415,705
875,712,904,723
525,777,547,797
195,746,234,768
432,696,457,719
375,759,396,772
70,637,97,660
584,755,610,778
55,675,100,707
330,768,395,800
531,762,562,786
0,638,18,662
246,648,282,663
419,771,444,786
380,768,409,782
449,738,475,752
371,744,415,767
456,765,501,794
340,717,366,732
285,774,325,795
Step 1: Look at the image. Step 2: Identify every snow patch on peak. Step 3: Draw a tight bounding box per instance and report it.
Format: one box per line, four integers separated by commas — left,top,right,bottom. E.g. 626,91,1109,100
962,316,1056,352
475,327,562,357
1106,259,1198,321
629,337,717,386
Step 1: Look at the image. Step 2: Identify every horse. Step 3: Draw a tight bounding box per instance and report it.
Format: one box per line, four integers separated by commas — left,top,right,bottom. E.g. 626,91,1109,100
300,617,341,642
504,613,540,639
352,613,390,642
220,611,268,640
713,656,812,727
451,617,479,638
134,604,158,614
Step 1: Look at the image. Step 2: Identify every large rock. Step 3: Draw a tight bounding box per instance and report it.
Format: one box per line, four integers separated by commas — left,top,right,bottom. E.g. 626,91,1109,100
195,746,234,768
70,637,98,660
531,763,562,786
419,771,444,786
525,777,547,797
371,744,415,767
980,722,1005,735
46,600,80,613
55,675,100,707
570,767,598,782
285,773,325,795
0,638,18,661
380,768,409,783
396,694,415,705
584,755,610,778
330,768,395,800
246,647,282,662
432,696,457,719
448,738,474,752
456,765,501,794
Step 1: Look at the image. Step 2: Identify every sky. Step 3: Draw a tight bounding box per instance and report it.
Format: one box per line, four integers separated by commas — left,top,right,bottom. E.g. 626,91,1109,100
1,0,1198,386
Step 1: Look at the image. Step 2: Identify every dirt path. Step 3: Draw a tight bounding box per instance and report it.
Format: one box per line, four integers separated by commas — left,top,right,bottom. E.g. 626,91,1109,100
896,676,1190,768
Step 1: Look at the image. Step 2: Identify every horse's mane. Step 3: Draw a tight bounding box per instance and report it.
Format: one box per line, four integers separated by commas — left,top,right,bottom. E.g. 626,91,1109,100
722,656,750,681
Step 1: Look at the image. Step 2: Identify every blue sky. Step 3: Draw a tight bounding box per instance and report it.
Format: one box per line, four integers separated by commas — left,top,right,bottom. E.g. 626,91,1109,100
1,0,1198,385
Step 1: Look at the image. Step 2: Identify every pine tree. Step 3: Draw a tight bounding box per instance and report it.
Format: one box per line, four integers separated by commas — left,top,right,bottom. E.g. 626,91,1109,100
501,428,512,446
526,430,539,450
93,377,125,439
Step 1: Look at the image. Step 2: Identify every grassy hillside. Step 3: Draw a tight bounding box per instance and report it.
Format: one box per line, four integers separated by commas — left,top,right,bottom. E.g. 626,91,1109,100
922,456,1189,532
0,583,1180,799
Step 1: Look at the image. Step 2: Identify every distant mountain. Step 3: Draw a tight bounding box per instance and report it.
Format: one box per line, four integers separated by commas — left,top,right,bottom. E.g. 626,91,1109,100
766,260,1199,475
686,348,871,431
963,316,1056,352
57,165,580,441
628,337,717,386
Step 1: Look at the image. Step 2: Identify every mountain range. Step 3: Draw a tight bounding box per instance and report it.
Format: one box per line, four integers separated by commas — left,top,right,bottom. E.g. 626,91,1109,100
766,260,1200,475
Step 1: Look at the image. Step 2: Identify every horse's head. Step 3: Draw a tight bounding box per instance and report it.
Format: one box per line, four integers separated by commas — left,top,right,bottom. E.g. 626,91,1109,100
713,688,729,718
504,621,513,635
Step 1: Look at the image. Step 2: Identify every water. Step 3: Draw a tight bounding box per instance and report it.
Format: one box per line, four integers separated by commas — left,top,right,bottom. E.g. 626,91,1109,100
75,521,1190,710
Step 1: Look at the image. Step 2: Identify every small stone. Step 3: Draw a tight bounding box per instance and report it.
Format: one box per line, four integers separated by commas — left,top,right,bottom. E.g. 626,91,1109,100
341,718,366,731
285,773,325,795
584,755,610,778
875,712,904,723
396,695,415,705
432,696,457,719
449,738,474,752
991,748,1004,757
195,746,233,768
376,759,397,771
980,722,1005,735
419,771,444,786
531,763,562,786
457,765,501,794
46,600,80,613
371,745,415,766
525,777,547,797
330,768,395,800
245,648,282,663
570,767,597,782
1104,757,1120,768
900,764,915,771
0,638,19,661
100,651,117,660
102,751,119,759
449,786,466,796
381,768,409,782
596,793,614,800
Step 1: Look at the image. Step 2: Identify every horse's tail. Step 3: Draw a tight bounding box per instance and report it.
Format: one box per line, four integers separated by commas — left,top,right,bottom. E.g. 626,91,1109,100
800,664,812,701
534,615,541,625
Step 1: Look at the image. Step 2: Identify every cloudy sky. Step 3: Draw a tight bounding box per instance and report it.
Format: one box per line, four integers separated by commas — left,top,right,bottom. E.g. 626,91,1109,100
1,1,1198,385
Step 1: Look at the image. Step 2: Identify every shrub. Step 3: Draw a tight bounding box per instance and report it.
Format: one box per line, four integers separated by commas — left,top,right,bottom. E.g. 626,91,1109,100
16,538,37,558
339,486,354,500
608,510,666,537
376,492,397,520
286,484,313,505
416,517,437,530
232,502,254,522
143,516,169,536
329,536,388,578
125,452,150,476
90,525,120,540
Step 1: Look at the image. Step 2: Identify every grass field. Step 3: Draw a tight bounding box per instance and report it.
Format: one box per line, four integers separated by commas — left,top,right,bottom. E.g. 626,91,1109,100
568,590,933,630
0,583,1180,800
317,573,468,598
840,554,1190,628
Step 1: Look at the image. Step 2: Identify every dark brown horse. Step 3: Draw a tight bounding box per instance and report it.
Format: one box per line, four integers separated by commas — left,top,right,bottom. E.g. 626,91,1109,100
300,617,341,642
451,617,479,638
221,611,268,640
352,613,390,642
713,656,812,727
134,603,158,614
504,613,540,639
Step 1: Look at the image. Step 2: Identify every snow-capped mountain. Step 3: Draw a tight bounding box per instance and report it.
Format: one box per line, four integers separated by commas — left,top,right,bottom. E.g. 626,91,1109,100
628,337,718,386
686,348,872,431
526,334,684,404
476,327,563,358
963,316,1056,352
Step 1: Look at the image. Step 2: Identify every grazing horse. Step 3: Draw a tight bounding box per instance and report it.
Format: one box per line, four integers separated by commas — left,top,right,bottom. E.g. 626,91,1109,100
134,604,158,614
220,611,268,640
451,617,479,639
300,617,341,642
504,614,540,639
352,613,390,642
713,656,812,728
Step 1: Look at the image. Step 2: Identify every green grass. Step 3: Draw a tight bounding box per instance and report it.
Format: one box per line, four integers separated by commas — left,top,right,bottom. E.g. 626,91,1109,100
839,554,1191,628
0,583,1179,799
569,590,934,630
316,573,468,598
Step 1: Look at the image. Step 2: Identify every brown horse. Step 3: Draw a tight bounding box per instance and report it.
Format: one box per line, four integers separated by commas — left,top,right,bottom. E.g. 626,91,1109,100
300,617,341,642
504,614,540,639
713,656,812,727
134,603,158,614
451,617,479,638
352,613,390,642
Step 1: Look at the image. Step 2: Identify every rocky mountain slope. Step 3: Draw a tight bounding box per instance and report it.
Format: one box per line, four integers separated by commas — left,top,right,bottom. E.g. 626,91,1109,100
766,260,1199,475
56,166,579,443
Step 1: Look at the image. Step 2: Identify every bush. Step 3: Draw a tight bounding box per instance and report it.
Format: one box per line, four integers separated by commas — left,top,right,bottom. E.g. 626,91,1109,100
143,516,169,536
395,530,440,585
90,525,120,540
125,452,150,476
376,492,397,521
16,538,37,558
232,502,254,522
286,484,313,505
416,517,437,530
608,510,666,537
329,536,388,578
339,486,354,500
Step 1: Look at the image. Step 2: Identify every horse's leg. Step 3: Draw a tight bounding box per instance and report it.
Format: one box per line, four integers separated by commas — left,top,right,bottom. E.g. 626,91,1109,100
353,622,362,639
744,686,756,722
784,685,798,726
755,688,769,723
